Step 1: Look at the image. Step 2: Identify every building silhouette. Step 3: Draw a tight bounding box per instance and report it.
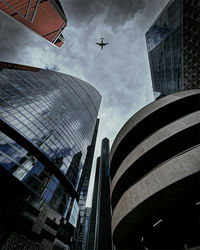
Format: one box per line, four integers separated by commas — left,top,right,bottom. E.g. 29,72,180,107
146,0,200,97
110,90,200,249
0,0,67,48
87,138,112,250
0,61,101,249
86,157,100,250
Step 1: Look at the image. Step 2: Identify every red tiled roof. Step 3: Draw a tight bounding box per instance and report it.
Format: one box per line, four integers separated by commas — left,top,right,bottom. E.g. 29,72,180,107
0,0,66,48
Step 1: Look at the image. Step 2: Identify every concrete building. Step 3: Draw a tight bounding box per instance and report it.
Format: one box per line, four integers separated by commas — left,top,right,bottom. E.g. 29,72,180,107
0,0,67,48
87,138,112,250
110,90,200,249
146,0,200,97
0,61,101,249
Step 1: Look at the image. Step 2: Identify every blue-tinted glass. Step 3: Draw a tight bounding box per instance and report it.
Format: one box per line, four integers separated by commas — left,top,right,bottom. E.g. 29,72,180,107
146,0,183,96
0,66,101,217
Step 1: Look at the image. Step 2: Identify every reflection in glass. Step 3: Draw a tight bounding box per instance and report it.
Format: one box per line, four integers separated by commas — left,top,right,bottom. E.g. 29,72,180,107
145,0,183,96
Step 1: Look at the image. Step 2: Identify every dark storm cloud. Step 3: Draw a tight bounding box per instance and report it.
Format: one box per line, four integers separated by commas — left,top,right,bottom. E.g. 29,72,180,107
0,0,169,207
61,0,146,31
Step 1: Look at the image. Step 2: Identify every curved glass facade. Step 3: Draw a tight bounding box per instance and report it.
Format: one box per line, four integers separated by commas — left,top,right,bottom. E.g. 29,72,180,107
0,63,101,218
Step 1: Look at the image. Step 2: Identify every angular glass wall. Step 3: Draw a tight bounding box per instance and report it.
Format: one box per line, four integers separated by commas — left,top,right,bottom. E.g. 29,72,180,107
146,0,183,96
0,131,69,215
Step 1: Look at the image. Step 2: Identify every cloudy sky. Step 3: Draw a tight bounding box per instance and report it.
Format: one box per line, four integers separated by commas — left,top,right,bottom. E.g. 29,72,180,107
0,0,168,206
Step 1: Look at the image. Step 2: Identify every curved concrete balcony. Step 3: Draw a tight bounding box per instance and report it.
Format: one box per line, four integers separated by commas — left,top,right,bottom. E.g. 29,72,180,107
110,90,200,180
110,90,200,249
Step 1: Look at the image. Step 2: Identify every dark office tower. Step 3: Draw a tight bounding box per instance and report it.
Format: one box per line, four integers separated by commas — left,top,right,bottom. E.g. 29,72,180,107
0,0,66,48
0,61,101,249
110,90,200,249
145,0,200,97
98,138,112,250
87,138,112,250
76,119,99,250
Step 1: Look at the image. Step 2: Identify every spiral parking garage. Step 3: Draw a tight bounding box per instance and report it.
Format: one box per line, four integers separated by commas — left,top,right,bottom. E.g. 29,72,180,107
110,90,200,249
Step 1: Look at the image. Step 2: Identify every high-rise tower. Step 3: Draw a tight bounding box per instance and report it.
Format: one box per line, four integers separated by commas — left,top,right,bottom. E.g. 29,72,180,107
74,119,100,250
146,0,200,97
87,138,112,250
0,61,101,249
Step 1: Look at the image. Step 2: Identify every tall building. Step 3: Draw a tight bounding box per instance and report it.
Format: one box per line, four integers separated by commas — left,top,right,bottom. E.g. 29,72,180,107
0,61,101,249
0,0,67,48
110,90,200,249
80,207,91,250
87,138,112,250
146,0,200,97
86,157,100,250
76,119,99,250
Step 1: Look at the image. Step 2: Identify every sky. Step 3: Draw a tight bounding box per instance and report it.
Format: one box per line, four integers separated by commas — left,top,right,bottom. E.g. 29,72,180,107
0,0,169,206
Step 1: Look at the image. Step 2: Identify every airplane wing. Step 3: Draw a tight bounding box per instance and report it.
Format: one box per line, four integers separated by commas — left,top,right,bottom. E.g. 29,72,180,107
104,43,109,46
96,43,101,46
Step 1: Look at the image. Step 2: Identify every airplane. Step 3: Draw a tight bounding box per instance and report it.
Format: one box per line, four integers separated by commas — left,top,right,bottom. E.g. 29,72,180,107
96,38,109,50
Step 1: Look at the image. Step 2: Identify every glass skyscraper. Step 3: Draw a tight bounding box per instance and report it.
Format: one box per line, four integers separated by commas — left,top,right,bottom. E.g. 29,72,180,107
0,61,101,249
146,0,200,97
